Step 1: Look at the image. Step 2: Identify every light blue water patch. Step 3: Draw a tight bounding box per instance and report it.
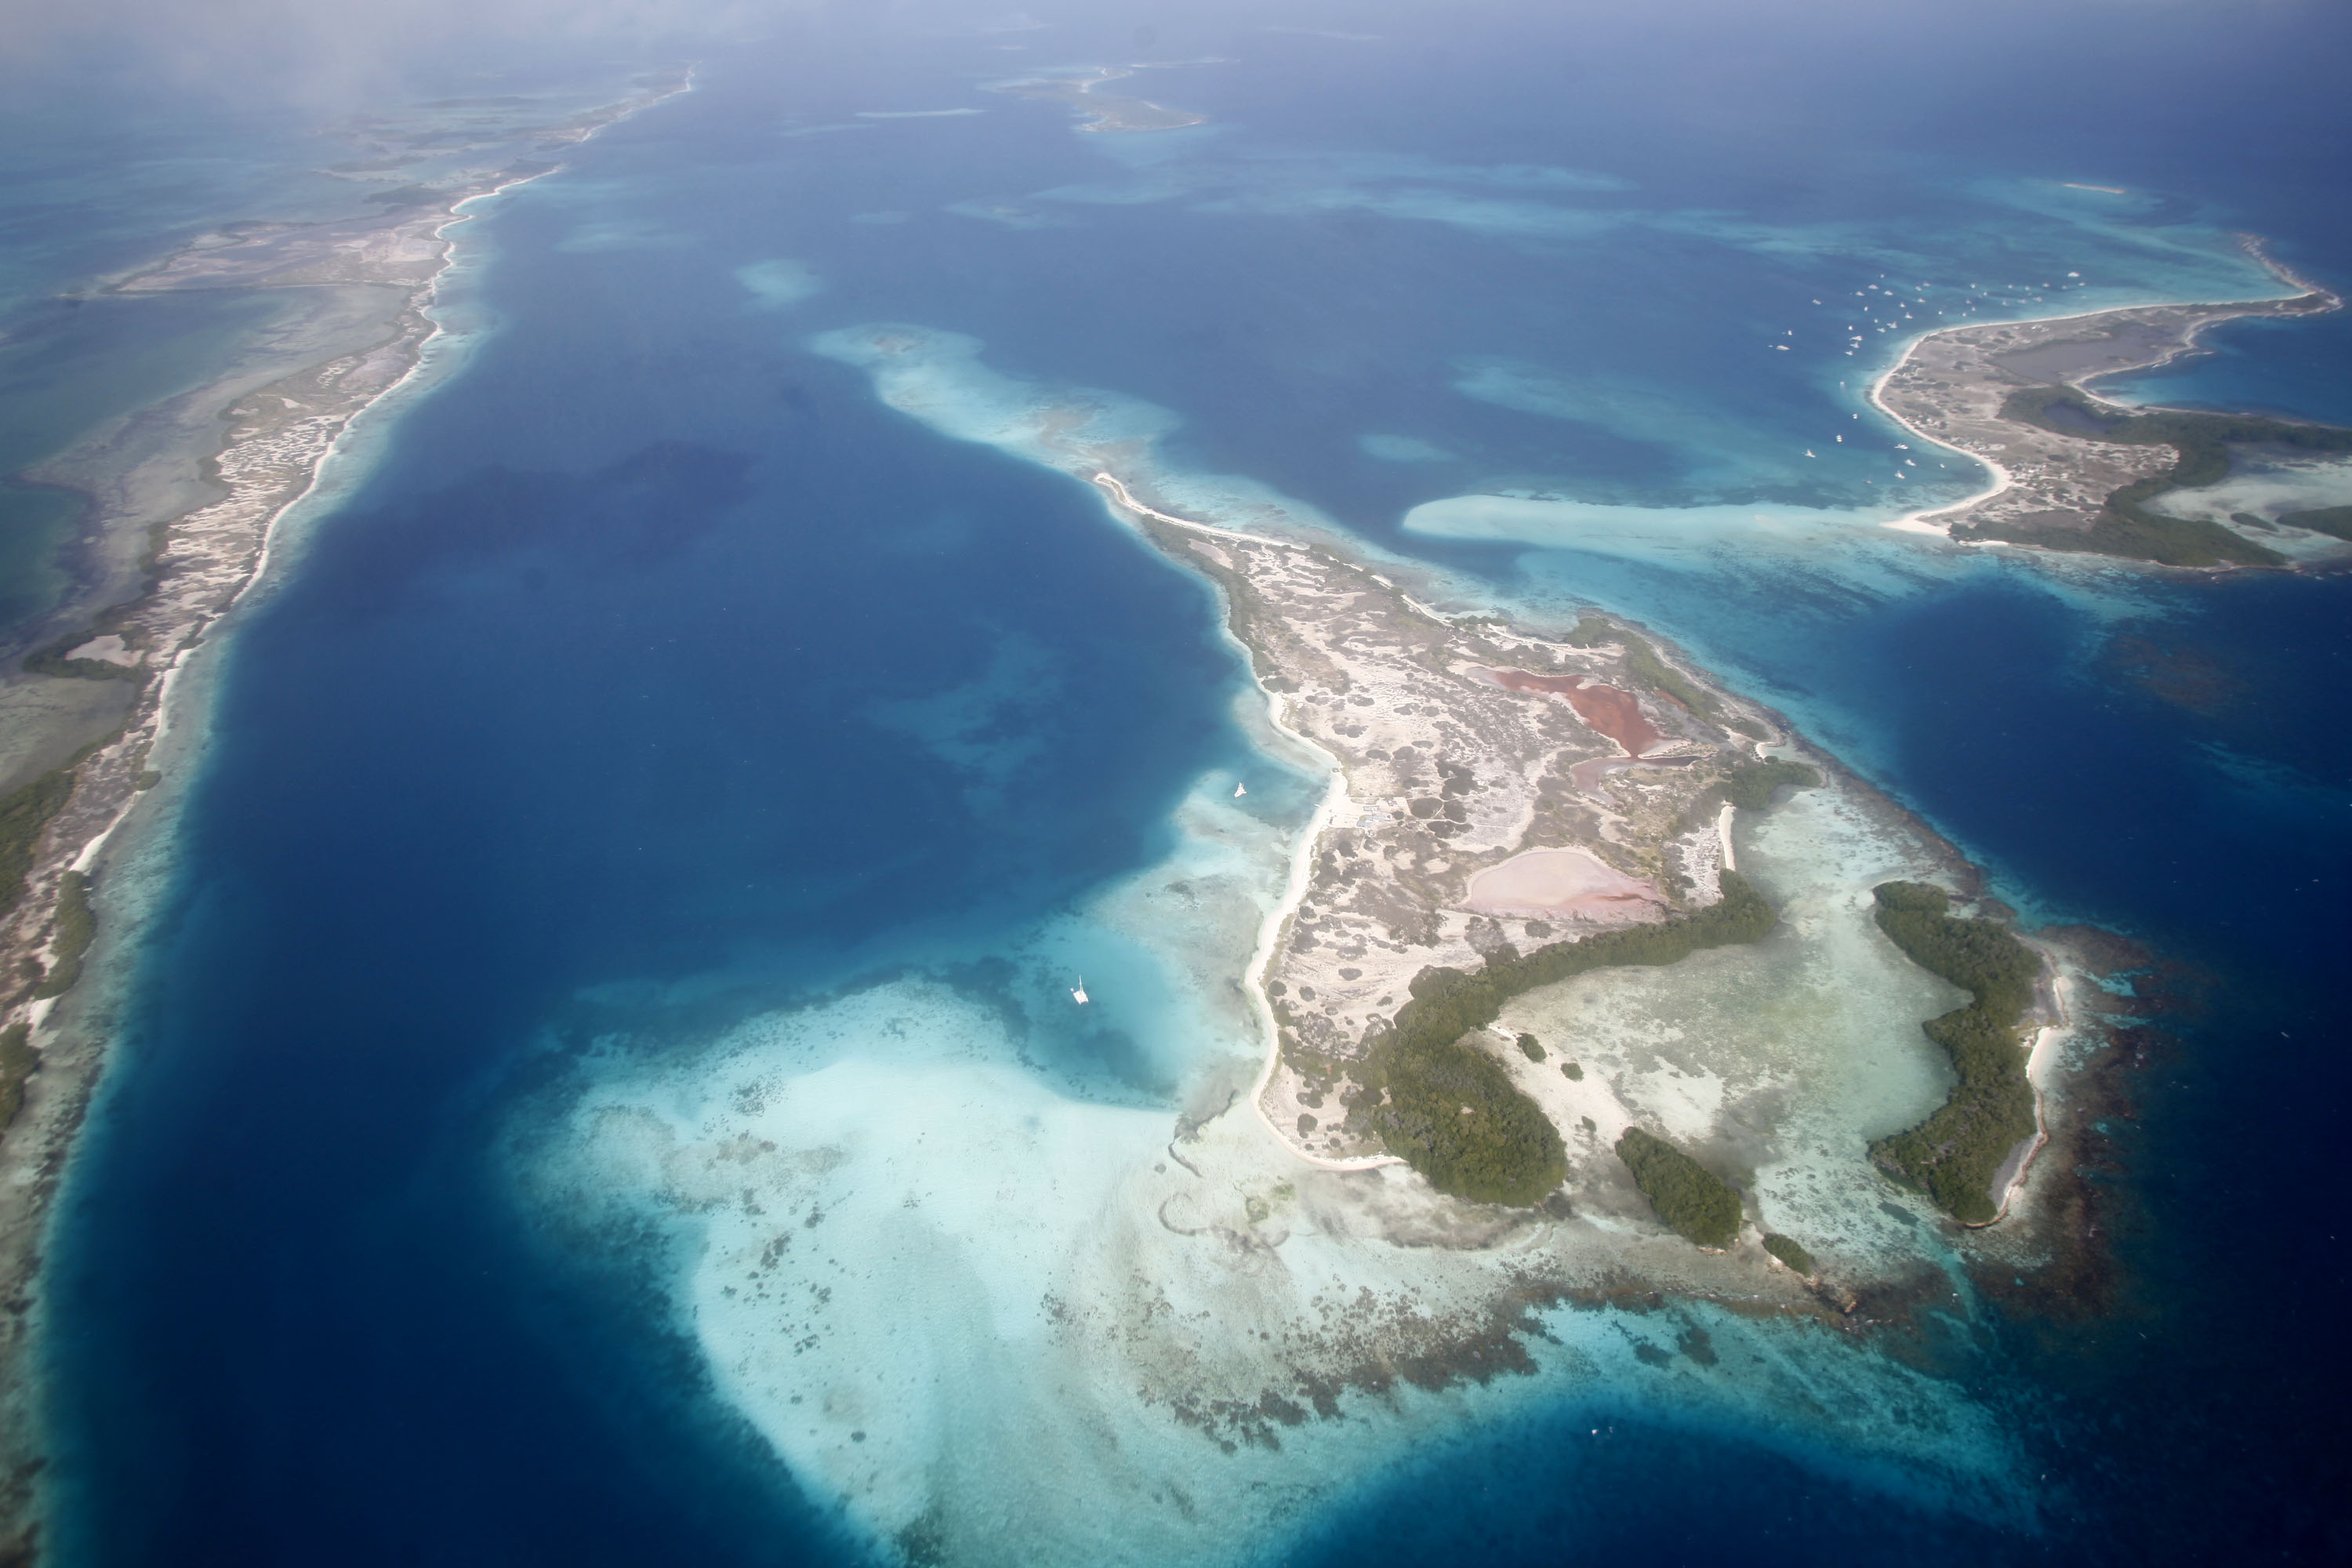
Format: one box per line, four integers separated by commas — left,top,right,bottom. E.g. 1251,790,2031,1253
810,323,1185,465
1453,358,1821,492
555,218,696,252
735,257,825,308
528,777,2033,1568
1357,432,1454,463
942,198,1073,230
2147,452,2352,564
1403,493,1963,560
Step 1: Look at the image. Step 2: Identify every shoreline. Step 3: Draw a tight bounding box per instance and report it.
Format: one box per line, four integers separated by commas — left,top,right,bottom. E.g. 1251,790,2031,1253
1867,237,2344,554
1097,470,1994,1279
0,71,692,1561
830,321,2130,1334
1091,474,1403,1176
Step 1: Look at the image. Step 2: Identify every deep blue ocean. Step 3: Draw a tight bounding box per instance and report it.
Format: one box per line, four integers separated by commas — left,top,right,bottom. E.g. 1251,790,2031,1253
20,2,2352,1563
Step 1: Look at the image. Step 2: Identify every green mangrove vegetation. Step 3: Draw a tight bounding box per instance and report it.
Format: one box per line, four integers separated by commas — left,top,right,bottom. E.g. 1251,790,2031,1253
1969,387,2352,568
1615,1127,1742,1247
1761,1232,1816,1275
0,769,75,923
0,1023,33,1134
1515,1032,1545,1062
1356,1026,1567,1207
1866,881,2042,1225
1715,759,1820,810
1356,873,1777,1206
1678,757,1820,834
31,871,93,1000
2278,504,2352,541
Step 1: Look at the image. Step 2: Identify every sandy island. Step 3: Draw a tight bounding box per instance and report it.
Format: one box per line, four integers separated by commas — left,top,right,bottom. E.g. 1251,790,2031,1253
986,64,1210,132
1875,238,2343,555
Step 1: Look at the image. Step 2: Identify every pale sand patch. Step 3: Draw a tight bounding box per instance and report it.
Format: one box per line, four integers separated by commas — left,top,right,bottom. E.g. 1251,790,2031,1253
1464,846,1661,920
61,636,139,668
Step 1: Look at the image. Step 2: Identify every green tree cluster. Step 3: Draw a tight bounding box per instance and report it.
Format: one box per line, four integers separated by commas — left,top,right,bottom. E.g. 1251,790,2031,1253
1866,881,2042,1223
1357,874,1777,1206
1614,1127,1742,1247
2278,504,2352,541
1968,387,2352,568
0,1024,33,1133
0,770,75,922
1761,1232,1816,1274
31,871,94,1000
1678,758,1821,833
1359,1029,1568,1206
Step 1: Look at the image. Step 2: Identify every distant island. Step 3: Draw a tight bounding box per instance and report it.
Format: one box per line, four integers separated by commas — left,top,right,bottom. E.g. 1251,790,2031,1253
1883,245,2352,568
985,65,1208,132
0,72,692,1557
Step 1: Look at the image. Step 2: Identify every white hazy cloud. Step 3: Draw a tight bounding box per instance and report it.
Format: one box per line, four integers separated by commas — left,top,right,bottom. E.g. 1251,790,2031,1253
0,0,796,107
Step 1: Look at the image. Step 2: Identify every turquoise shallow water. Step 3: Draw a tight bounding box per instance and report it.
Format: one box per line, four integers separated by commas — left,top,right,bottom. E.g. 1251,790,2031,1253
25,2,2352,1563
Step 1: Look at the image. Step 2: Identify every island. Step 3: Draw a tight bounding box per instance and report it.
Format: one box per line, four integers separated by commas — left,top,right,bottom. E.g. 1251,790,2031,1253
985,65,1208,132
1882,246,2352,568
1094,473,2060,1254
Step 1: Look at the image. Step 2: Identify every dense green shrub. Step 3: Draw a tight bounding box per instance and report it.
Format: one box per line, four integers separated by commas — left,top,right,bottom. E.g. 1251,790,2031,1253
1515,1033,1545,1062
0,1024,33,1133
2278,504,2352,541
1761,1232,1816,1275
1718,760,1820,810
1360,875,1777,1206
30,871,93,1000
0,770,74,921
1866,882,2042,1223
1561,1061,1583,1081
1679,758,1821,833
1360,1033,1568,1206
1615,1127,1742,1247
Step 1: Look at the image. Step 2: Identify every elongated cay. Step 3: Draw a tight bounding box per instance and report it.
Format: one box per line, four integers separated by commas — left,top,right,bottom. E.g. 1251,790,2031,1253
1359,1032,1567,1206
1866,882,2042,1223
1617,1128,1743,1248
1873,259,2346,568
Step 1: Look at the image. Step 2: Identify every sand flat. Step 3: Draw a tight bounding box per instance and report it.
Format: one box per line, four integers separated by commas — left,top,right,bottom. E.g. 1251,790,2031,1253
1464,846,1661,919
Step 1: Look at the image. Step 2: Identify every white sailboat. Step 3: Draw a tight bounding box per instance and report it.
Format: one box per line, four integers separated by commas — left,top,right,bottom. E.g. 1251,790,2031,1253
1071,977,1089,1005
1232,781,1247,798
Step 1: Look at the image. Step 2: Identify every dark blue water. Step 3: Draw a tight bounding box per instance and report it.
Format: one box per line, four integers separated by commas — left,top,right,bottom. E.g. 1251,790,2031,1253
44,2,2352,1563
49,245,1248,1564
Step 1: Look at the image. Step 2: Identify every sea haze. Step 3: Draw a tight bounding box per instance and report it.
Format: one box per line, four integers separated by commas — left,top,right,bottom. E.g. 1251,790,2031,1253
36,2,2352,1565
